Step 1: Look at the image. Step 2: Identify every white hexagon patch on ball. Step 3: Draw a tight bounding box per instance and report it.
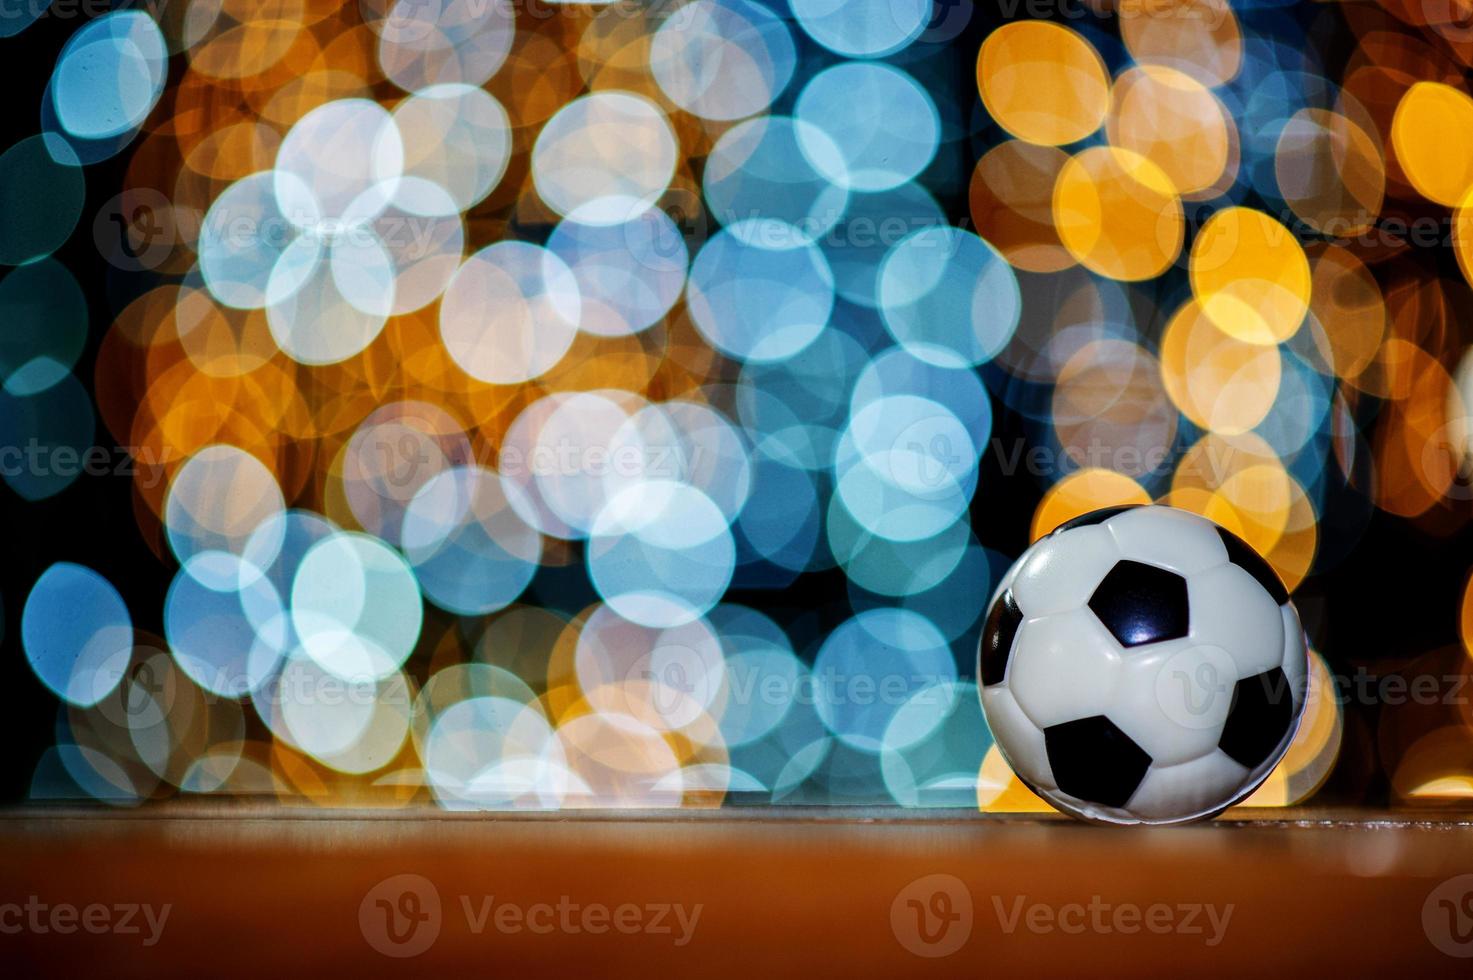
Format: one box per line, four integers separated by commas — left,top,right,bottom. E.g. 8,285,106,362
977,504,1309,825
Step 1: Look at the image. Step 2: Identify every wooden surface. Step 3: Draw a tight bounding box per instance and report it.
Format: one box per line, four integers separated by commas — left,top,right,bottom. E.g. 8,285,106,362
2,805,1472,977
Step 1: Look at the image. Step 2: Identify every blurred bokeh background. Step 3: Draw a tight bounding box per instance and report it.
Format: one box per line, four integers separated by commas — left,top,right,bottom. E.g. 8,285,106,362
1,0,1472,814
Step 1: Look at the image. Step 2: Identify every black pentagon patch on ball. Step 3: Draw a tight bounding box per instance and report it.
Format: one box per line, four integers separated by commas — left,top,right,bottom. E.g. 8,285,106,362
1218,667,1296,770
1216,526,1289,605
1087,560,1190,647
1050,504,1141,536
979,588,1022,687
1044,715,1152,809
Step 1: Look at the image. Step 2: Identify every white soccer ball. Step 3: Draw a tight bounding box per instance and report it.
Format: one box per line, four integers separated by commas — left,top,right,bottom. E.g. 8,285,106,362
978,504,1309,825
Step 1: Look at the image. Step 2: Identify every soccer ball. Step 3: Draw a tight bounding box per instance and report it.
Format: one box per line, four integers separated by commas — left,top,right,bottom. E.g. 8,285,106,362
978,504,1308,825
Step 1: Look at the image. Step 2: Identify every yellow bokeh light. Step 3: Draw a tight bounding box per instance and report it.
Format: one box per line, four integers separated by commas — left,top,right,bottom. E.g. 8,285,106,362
1117,0,1242,87
1030,468,1151,541
1393,726,1473,802
186,1,309,83
1054,145,1184,281
1212,465,1295,551
977,745,1053,813
1168,431,1293,557
1306,243,1385,386
1260,479,1319,595
977,21,1109,146
1190,206,1311,345
1405,776,1473,799
1391,81,1473,206
1107,65,1233,197
1462,571,1473,660
1160,300,1282,435
1454,198,1473,291
1373,339,1460,517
